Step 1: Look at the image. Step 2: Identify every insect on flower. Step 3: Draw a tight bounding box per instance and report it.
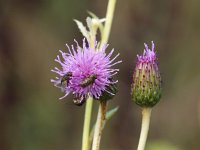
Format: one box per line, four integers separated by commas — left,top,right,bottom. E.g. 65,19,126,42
80,74,97,88
72,95,87,106
61,72,73,87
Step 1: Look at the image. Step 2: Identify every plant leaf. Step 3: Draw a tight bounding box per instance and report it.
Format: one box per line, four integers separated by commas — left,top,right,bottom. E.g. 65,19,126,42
87,11,99,19
74,19,89,40
87,11,105,36
86,17,92,34
106,106,119,120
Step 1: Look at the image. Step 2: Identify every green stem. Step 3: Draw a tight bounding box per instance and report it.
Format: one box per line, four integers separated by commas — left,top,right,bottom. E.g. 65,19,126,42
92,101,107,150
81,17,97,150
137,108,152,150
90,0,116,149
82,96,93,150
81,0,117,149
100,0,117,49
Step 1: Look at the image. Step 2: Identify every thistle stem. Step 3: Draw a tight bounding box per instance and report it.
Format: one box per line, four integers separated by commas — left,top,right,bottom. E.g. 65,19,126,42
82,96,93,150
91,0,116,149
92,101,107,150
137,107,152,150
100,0,117,49
82,0,117,149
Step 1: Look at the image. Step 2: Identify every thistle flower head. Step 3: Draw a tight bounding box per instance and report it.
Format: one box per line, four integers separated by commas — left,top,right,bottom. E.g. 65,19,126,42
51,39,121,104
131,41,161,107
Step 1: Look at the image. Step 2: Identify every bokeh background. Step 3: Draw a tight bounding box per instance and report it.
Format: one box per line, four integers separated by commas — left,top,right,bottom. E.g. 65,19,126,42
1,0,200,150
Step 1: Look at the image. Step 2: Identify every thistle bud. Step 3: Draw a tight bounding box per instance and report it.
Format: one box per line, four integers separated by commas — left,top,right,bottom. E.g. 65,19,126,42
98,78,118,101
131,41,161,107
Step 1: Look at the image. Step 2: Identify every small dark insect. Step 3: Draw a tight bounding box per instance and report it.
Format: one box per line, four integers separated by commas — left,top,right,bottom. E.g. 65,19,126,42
73,95,87,106
61,72,72,86
80,74,97,88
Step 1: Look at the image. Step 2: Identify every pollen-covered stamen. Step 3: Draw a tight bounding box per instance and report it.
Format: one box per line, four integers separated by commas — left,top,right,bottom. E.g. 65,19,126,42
110,72,118,77
104,89,115,96
65,43,73,56
80,74,97,88
107,79,118,84
51,69,63,76
59,92,70,100
55,55,65,66
108,60,122,67
106,49,114,59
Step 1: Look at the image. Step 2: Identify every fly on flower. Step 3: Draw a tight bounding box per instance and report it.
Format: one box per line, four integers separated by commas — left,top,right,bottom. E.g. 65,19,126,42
61,72,73,87
72,95,87,106
51,39,122,105
80,74,97,88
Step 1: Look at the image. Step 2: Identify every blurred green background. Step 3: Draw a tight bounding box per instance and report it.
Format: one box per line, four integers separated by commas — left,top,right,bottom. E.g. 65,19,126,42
0,0,200,150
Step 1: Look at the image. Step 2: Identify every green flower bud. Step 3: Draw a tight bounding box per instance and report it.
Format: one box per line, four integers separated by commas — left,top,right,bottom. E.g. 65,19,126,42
131,41,161,107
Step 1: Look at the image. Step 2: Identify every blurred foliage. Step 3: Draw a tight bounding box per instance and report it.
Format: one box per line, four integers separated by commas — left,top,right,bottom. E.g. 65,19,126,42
0,0,200,150
146,140,180,150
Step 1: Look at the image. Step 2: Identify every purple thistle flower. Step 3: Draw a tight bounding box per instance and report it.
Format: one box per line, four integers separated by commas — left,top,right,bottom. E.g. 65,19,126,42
137,41,156,63
51,39,122,103
131,41,161,107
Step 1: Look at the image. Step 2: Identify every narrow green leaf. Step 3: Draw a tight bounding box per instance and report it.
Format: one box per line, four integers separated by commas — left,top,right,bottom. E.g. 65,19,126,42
86,17,92,33
87,11,99,19
106,106,119,120
87,11,105,37
74,19,89,40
